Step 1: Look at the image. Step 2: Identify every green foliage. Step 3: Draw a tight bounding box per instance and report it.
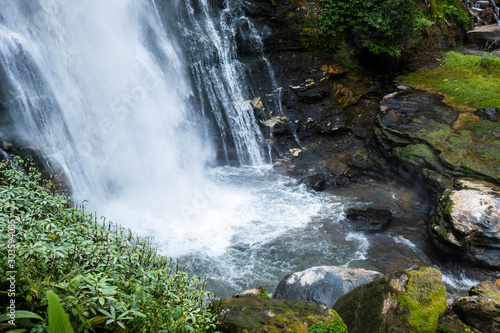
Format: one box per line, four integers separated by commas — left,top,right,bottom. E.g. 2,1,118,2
398,51,500,109
308,315,348,333
426,0,471,26
317,0,420,56
47,290,74,333
0,157,220,332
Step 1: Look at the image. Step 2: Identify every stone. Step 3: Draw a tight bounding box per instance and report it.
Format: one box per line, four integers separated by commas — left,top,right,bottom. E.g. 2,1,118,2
467,25,500,48
476,106,499,122
346,208,392,231
233,286,269,298
298,173,325,191
452,281,500,333
429,179,500,269
333,267,447,333
273,266,383,307
217,295,347,333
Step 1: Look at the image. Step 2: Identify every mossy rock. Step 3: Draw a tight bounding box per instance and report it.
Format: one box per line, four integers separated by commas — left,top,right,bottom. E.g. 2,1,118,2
333,267,447,333
366,89,499,192
217,296,347,332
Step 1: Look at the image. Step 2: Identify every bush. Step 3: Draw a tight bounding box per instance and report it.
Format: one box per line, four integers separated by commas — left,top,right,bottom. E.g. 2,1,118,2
317,0,419,56
0,157,220,332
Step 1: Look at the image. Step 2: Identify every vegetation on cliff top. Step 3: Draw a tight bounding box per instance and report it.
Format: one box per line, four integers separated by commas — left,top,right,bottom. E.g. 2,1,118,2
398,51,500,109
0,157,220,332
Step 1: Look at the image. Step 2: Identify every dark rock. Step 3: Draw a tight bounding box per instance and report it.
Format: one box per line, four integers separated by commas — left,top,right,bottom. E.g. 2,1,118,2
452,280,500,333
333,267,447,333
299,173,325,191
365,88,500,192
217,295,347,333
437,308,481,333
273,266,383,307
429,179,500,269
467,25,500,48
346,208,392,231
476,106,499,122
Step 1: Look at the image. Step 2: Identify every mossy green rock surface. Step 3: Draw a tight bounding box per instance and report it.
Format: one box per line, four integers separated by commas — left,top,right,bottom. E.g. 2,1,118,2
333,267,447,333
364,89,500,191
218,296,346,332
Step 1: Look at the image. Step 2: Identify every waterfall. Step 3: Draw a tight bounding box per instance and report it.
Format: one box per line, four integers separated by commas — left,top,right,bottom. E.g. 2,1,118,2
0,0,212,206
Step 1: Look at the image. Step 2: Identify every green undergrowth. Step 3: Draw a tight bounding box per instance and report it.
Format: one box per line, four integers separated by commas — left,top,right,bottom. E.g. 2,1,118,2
0,157,220,332
398,51,500,109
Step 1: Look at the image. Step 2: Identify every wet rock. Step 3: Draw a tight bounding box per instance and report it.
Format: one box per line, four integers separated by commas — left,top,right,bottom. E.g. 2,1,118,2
333,267,447,333
429,179,500,269
364,88,499,191
476,106,499,122
233,286,269,298
218,293,347,333
346,208,392,231
467,24,500,48
452,280,500,333
299,173,325,191
273,266,383,307
437,308,481,333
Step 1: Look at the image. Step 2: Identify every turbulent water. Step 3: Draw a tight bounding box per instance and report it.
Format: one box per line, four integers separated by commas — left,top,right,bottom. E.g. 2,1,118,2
0,0,480,298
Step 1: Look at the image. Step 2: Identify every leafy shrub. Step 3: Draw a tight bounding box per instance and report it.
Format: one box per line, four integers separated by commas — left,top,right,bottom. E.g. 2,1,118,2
317,0,419,56
0,157,220,332
308,314,348,333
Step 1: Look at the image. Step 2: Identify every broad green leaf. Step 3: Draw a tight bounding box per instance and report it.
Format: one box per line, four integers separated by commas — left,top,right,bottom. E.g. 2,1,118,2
48,290,74,333
0,310,43,322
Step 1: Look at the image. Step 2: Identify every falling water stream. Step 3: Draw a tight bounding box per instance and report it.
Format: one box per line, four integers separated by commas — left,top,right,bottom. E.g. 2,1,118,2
0,0,480,298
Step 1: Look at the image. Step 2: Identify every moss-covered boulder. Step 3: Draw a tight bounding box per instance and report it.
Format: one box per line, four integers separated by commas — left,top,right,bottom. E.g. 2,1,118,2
358,88,500,192
333,267,447,333
429,179,500,269
450,279,500,333
217,289,347,332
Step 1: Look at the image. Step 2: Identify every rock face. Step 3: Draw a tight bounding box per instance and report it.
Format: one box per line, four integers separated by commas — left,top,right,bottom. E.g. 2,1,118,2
452,280,500,333
467,24,500,48
356,88,500,192
346,208,392,231
429,179,500,269
333,267,447,333
217,295,347,333
273,266,383,307
298,173,325,191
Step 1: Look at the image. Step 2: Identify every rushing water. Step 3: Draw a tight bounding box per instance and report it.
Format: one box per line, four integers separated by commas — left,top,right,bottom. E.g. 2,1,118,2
0,0,481,299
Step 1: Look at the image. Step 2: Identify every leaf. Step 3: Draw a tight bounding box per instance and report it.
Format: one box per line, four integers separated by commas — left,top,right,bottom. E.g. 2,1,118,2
0,310,43,322
86,316,107,327
47,290,74,333
97,309,112,319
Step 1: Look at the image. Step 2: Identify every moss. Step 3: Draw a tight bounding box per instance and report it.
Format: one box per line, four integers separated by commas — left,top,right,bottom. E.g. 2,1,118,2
394,144,438,168
219,298,342,333
394,267,448,333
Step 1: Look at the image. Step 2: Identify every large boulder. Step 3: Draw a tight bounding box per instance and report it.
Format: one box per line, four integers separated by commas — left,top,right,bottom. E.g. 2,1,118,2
452,280,500,333
273,266,383,307
217,289,347,333
356,88,500,192
467,24,500,48
333,267,447,333
429,179,500,269
298,173,325,191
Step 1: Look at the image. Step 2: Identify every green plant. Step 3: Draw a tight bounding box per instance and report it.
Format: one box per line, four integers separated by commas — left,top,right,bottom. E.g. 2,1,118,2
308,315,348,333
0,157,220,332
48,290,74,333
317,0,419,56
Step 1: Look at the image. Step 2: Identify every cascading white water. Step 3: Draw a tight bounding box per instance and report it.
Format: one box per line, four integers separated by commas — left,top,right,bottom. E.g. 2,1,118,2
0,0,211,206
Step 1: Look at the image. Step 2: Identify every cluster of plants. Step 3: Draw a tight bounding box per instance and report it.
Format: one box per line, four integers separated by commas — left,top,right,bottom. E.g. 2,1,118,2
0,157,220,332
316,0,423,56
398,51,500,109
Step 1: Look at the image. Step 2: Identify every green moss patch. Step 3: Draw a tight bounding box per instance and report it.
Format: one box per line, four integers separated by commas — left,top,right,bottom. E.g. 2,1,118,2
219,297,345,332
398,52,500,110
